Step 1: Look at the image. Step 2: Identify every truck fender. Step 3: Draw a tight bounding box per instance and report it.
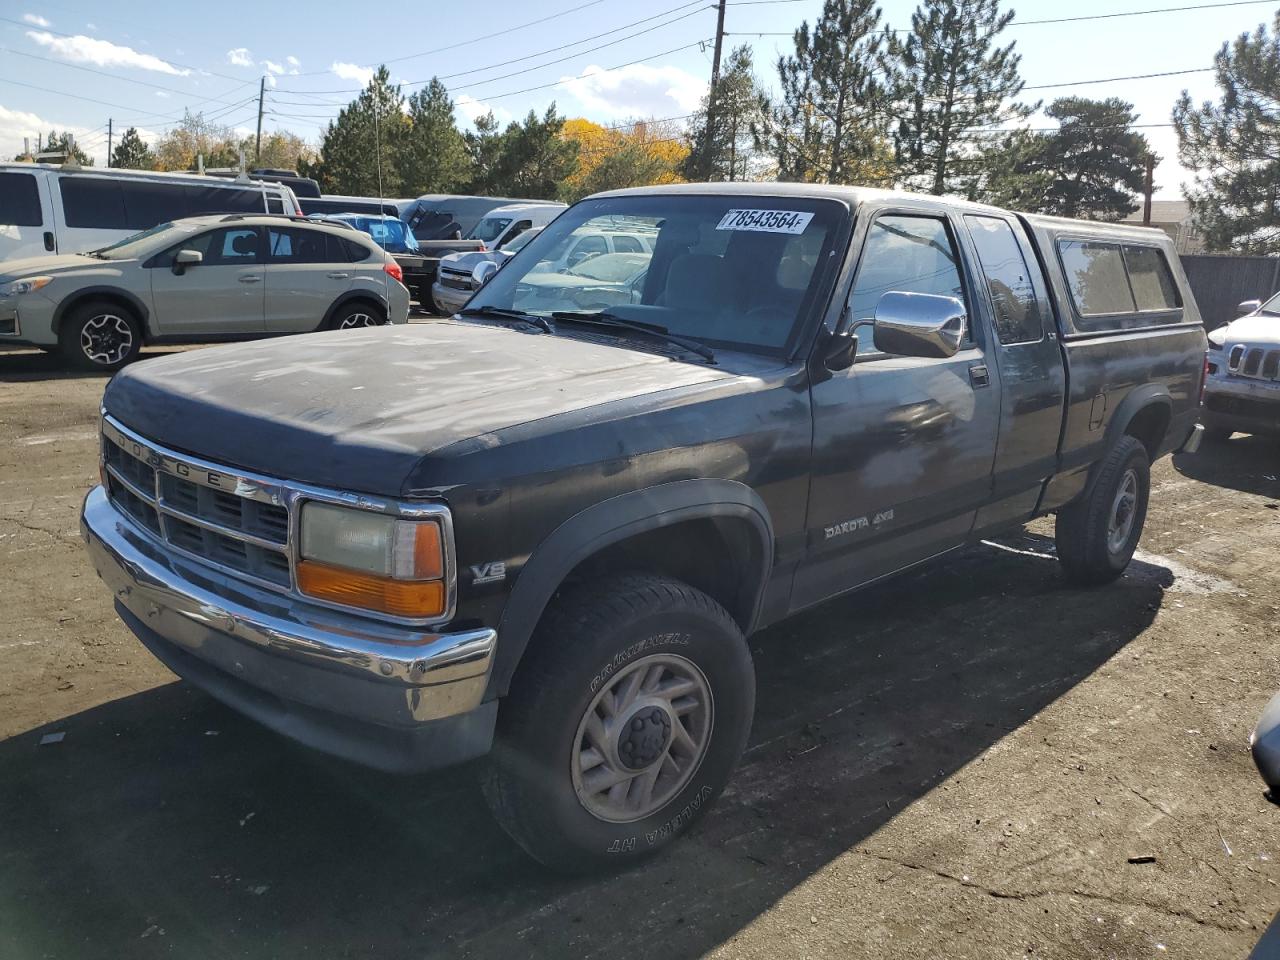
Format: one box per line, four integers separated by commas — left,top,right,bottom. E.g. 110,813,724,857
1103,384,1173,459
489,479,775,698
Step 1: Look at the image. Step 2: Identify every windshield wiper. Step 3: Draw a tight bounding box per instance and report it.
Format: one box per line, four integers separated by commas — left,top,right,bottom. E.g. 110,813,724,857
549,311,716,363
458,305,554,334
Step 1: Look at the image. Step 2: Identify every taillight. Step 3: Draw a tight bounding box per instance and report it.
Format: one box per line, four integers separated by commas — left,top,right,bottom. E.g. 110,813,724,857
478,242,487,252
384,261,404,283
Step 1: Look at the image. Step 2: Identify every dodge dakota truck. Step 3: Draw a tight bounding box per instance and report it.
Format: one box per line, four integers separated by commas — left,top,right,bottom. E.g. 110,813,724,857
82,184,1206,872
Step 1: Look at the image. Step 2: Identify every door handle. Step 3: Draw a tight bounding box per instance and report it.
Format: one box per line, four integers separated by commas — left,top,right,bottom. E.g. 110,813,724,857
969,364,991,388
43,231,55,252
326,272,350,279
238,275,262,284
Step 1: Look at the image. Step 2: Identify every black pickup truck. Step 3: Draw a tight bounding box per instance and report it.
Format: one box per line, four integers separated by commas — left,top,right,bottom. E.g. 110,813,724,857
82,184,1205,872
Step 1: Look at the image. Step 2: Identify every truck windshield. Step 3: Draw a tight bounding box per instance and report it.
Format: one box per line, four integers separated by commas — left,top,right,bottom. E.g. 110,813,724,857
467,195,846,354
1259,291,1280,316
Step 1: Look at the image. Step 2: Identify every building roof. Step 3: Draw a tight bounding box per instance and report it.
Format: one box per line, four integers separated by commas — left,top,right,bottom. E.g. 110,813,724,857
1121,200,1191,224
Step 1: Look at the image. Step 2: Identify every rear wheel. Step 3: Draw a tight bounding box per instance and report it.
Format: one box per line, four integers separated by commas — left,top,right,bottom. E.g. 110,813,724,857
324,301,385,330
1055,435,1151,585
58,300,142,372
482,574,755,873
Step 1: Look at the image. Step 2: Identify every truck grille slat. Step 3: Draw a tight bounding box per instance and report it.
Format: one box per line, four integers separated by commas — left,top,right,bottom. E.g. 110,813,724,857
105,433,292,590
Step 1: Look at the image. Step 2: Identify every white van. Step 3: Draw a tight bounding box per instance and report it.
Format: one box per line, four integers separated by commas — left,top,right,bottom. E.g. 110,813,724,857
466,202,566,250
0,163,301,262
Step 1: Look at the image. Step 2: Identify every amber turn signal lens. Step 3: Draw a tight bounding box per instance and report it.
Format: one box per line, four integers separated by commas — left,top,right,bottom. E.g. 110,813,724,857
409,521,443,580
297,560,446,619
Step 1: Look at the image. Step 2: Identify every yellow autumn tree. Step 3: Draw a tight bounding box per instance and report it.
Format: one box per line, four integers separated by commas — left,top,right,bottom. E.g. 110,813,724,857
560,118,688,202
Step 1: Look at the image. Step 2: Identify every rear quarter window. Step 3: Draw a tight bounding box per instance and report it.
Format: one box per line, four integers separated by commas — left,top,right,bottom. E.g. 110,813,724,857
1055,236,1187,334
0,172,42,226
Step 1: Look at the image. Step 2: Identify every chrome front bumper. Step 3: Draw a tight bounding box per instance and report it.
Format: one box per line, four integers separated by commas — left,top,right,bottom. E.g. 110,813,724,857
430,280,471,316
81,486,498,772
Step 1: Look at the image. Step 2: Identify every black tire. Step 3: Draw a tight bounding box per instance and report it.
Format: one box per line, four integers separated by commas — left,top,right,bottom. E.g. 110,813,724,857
1055,435,1151,586
323,300,385,330
58,299,143,372
482,573,755,873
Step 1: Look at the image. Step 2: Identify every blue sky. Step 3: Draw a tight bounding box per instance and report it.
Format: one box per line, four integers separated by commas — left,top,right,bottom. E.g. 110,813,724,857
1,0,1276,198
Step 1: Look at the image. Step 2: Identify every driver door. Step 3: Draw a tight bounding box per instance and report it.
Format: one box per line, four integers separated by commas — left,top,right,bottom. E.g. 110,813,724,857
792,210,1001,611
148,226,265,336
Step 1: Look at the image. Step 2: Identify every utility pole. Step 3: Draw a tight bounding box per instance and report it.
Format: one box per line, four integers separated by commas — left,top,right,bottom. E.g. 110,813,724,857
255,76,266,166
1142,154,1155,227
701,0,727,182
106,118,113,167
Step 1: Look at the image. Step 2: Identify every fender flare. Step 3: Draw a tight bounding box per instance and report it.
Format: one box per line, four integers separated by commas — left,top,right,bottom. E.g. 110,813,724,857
1103,383,1173,456
489,479,775,698
52,286,152,338
320,289,390,329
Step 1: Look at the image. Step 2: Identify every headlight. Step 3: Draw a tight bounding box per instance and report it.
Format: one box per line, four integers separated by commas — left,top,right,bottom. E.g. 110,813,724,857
297,502,447,619
1,276,53,296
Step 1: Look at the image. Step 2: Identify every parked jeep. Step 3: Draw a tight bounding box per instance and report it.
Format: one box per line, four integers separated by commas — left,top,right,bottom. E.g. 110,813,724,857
1202,293,1280,440
82,185,1205,872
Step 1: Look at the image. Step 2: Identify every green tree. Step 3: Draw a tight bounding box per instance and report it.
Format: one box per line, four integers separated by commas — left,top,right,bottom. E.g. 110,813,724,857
466,106,578,199
18,130,93,165
1030,98,1150,219
110,126,155,169
684,45,769,182
762,0,890,184
154,110,238,171
318,66,409,196
400,78,470,195
888,0,1031,195
1173,13,1280,252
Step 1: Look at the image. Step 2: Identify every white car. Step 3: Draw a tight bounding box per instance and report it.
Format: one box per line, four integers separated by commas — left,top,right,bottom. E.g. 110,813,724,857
0,214,409,370
1203,294,1280,440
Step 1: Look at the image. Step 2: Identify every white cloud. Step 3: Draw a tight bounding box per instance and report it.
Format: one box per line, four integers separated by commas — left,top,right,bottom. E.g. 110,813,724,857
155,91,169,98
286,54,300,74
85,22,96,31
560,63,706,120
455,94,512,127
262,59,284,75
226,47,252,67
331,61,373,87
0,102,103,165
22,13,51,27
26,30,190,75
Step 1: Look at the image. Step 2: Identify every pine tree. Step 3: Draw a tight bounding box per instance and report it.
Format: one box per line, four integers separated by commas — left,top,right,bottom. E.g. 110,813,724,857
110,126,154,169
400,79,470,195
1173,13,1280,252
683,45,769,182
763,0,890,184
888,0,1031,196
318,66,409,196
466,106,578,199
1031,98,1150,220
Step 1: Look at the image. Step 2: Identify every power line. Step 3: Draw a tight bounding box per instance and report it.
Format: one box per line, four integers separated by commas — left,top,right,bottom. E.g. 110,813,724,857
275,0,712,98
287,0,610,77
1022,67,1211,90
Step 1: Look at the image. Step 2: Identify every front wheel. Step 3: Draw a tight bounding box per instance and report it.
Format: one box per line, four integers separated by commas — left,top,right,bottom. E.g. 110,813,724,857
1055,435,1151,585
58,300,142,372
482,574,755,873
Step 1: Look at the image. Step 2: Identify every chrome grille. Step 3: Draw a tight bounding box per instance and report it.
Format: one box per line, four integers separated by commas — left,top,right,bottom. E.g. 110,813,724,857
439,268,472,291
1228,343,1280,381
101,420,292,589
97,416,459,625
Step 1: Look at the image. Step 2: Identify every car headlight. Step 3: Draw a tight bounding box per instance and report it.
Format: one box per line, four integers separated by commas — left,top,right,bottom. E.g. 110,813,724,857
1,276,53,297
297,502,447,619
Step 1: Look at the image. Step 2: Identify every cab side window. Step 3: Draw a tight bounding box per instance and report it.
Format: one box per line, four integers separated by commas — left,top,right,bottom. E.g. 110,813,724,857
848,215,967,350
965,215,1045,345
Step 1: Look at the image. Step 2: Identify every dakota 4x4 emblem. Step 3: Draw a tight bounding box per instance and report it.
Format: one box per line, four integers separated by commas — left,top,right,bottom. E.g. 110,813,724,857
470,561,506,585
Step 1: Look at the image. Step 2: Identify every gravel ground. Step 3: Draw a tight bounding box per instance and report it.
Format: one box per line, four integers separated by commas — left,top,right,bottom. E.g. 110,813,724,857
1,341,1278,960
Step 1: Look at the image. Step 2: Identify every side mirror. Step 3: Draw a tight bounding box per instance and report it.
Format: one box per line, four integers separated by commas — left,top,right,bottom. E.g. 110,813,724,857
873,291,967,359
471,260,498,290
173,249,202,275
823,330,858,371
1238,299,1262,316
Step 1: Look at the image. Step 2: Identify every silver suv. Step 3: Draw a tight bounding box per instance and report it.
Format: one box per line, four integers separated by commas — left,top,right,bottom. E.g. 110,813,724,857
0,214,411,370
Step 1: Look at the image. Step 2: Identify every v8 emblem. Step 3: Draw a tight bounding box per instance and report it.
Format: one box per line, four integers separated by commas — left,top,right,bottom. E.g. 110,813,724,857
470,561,506,585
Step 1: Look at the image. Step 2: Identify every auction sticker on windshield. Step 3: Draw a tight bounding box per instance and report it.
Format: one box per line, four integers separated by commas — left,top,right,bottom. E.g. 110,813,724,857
716,209,815,234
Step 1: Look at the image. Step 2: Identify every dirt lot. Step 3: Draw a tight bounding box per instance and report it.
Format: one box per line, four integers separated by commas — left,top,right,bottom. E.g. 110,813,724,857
2,341,1279,960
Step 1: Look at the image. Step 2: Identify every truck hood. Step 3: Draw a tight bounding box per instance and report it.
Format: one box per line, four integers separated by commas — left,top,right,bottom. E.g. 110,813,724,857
102,321,734,496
